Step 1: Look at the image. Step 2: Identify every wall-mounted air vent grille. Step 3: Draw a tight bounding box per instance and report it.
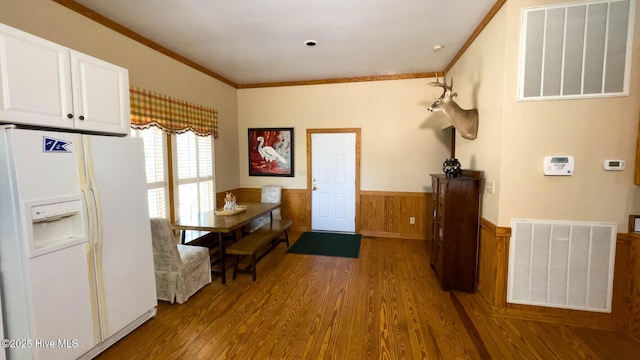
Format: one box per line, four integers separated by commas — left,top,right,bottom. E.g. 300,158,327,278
519,0,635,100
507,219,616,313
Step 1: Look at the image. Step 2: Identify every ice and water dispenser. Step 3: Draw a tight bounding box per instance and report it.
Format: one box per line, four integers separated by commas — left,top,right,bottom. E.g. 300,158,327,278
26,195,88,258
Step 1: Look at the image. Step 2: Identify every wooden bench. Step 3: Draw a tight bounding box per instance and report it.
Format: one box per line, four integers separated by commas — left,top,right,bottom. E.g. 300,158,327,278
225,218,293,281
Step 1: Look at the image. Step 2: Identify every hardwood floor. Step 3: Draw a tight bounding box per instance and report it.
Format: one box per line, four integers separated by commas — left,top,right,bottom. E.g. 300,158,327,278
97,232,640,359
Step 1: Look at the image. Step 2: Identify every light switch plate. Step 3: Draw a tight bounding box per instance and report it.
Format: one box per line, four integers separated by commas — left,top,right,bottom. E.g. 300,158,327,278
485,180,495,194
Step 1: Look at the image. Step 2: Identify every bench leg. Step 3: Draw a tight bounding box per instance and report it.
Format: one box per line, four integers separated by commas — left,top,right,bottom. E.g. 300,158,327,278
232,255,240,280
251,254,257,281
273,230,289,247
273,230,290,248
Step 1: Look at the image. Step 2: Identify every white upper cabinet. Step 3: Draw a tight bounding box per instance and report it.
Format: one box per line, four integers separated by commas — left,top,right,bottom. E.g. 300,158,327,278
0,23,130,135
70,51,130,134
0,24,74,129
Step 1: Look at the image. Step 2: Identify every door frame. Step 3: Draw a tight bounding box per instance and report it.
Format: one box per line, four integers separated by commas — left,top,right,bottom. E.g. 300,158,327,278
306,128,361,233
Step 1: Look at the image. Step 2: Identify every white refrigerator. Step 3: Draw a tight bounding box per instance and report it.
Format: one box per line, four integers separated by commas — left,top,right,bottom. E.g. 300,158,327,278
0,126,157,359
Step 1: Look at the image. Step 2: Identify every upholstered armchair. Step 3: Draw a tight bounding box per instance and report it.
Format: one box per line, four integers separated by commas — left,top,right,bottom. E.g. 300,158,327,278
150,218,211,304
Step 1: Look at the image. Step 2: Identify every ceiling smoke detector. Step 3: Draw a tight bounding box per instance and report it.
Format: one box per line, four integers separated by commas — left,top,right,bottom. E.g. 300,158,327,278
432,44,444,52
304,40,317,47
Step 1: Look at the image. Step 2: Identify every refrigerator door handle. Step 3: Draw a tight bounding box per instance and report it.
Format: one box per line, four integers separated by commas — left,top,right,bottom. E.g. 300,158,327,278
78,136,107,341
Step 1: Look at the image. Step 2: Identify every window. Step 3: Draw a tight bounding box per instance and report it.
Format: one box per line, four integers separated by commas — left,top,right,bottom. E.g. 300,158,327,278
519,0,634,100
174,132,214,220
131,127,169,218
129,86,218,221
131,128,215,221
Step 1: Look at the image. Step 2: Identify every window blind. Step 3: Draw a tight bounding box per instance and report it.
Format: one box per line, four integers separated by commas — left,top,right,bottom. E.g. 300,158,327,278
131,126,168,218
175,132,214,219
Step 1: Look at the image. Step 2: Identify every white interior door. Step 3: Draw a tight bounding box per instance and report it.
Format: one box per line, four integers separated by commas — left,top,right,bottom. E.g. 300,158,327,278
311,132,356,232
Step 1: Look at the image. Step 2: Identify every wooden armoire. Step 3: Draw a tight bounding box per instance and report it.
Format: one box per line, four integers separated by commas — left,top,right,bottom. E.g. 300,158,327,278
430,170,483,293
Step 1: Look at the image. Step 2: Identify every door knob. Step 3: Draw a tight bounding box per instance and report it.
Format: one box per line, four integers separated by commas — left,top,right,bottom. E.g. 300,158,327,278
312,185,318,191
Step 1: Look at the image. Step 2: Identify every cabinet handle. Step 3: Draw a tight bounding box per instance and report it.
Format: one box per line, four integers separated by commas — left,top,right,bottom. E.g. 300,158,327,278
79,116,85,120
67,114,73,119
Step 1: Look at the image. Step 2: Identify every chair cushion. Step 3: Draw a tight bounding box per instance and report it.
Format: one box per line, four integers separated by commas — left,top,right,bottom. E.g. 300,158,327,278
177,244,209,264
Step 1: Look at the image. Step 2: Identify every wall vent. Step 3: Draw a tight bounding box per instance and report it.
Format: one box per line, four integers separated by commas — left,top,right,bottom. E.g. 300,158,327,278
507,219,616,313
518,0,635,100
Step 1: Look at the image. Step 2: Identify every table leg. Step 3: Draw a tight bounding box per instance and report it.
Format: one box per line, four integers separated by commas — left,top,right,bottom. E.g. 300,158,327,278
219,232,226,284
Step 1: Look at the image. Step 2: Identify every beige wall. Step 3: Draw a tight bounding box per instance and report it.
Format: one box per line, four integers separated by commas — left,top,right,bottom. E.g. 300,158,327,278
5,0,640,230
450,0,640,230
237,80,451,191
0,0,241,192
445,5,508,224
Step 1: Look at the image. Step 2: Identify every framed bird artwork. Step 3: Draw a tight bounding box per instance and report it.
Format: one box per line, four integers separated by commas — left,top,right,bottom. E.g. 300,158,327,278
248,128,294,177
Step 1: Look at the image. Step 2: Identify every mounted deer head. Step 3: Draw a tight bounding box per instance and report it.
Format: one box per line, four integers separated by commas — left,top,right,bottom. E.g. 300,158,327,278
427,76,478,140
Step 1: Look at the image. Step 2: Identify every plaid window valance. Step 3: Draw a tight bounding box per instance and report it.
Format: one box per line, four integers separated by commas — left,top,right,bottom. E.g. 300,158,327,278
130,86,218,138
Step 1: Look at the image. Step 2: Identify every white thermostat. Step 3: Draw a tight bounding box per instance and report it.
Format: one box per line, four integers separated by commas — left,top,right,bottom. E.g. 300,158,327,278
603,160,625,171
543,156,574,176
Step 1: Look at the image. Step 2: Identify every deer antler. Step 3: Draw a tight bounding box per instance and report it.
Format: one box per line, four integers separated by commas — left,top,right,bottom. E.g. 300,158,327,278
428,76,447,89
428,75,454,96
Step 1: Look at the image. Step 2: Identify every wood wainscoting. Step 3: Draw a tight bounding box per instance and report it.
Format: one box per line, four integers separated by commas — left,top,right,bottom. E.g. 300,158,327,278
219,189,431,240
359,191,431,240
479,218,640,342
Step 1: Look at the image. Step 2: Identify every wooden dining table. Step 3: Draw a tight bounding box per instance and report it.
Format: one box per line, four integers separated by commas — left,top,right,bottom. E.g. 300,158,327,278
173,202,281,284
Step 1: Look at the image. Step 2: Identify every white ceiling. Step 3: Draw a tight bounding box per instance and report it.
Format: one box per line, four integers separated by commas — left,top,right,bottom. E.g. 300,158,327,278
73,0,497,86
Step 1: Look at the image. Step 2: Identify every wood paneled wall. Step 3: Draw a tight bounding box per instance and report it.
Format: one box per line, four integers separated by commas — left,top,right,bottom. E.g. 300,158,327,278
219,188,431,239
478,219,640,340
477,219,511,308
360,191,431,240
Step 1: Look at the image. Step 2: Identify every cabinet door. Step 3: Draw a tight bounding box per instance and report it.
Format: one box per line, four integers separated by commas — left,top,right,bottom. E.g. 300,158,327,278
71,51,130,135
0,24,74,129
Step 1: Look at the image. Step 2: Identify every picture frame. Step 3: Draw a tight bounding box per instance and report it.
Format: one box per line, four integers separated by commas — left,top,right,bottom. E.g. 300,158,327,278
248,128,294,177
629,215,640,233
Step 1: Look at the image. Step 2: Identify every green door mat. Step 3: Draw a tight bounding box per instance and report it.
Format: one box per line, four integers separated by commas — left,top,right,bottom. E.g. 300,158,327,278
287,232,361,258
